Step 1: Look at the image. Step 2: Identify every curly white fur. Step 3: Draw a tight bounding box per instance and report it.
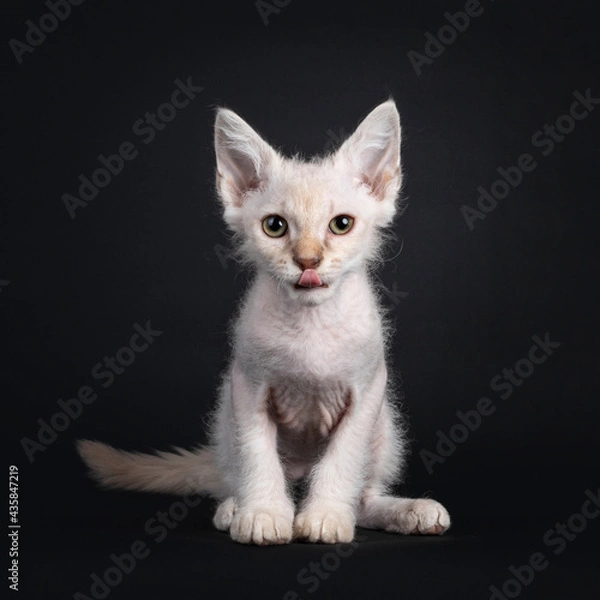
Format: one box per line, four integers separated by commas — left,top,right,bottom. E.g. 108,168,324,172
77,100,450,544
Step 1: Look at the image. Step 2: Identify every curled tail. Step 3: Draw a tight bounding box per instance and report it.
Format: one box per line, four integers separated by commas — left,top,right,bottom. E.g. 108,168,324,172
76,440,225,497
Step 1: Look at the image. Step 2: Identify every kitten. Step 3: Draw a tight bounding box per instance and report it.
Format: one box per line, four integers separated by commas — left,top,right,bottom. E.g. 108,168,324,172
77,100,451,545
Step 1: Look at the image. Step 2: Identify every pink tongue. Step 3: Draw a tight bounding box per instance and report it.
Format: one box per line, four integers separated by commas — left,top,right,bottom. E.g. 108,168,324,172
297,269,322,288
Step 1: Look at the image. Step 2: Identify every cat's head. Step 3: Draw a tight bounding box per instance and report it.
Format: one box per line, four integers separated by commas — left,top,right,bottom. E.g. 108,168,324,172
214,100,402,306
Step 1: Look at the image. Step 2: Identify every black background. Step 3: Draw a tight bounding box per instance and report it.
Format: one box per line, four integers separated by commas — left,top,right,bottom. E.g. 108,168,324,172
3,1,599,598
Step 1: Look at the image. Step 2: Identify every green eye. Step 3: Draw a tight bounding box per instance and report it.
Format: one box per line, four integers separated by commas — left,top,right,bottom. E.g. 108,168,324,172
262,215,288,238
329,215,354,235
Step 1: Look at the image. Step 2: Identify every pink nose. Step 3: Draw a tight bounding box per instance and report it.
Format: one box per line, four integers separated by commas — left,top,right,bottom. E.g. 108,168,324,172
294,256,321,270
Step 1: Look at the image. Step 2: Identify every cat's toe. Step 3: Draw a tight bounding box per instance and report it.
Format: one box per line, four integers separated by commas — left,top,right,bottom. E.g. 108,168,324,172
389,498,450,535
212,497,237,531
229,507,293,545
421,523,445,535
294,508,355,544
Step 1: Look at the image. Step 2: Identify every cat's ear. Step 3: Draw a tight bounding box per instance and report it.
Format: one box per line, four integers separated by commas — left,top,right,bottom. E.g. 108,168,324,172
335,100,401,204
214,108,278,208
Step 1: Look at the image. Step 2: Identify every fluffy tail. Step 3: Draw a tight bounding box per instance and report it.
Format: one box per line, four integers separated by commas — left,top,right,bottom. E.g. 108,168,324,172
76,440,225,497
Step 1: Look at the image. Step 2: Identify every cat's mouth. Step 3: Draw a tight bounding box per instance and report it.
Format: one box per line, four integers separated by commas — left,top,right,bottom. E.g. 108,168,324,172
294,269,328,290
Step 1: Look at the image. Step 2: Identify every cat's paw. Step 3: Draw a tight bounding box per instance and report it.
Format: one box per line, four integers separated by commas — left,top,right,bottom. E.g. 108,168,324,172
229,506,293,545
294,508,355,544
388,498,450,535
213,497,237,531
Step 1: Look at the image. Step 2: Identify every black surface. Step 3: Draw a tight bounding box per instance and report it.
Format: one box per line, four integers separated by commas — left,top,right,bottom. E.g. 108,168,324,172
3,1,599,598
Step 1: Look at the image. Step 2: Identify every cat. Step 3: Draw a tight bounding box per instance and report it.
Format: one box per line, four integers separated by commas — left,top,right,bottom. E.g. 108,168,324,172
77,99,451,545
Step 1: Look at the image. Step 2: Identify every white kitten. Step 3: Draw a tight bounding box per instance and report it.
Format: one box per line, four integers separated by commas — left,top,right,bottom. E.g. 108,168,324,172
77,100,451,545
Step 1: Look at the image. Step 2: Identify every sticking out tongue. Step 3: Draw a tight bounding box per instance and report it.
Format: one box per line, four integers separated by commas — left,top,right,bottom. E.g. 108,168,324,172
297,269,323,288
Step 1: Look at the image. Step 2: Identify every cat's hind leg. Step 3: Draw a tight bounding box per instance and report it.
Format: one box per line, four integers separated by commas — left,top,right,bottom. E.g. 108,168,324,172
357,400,451,535
212,497,237,531
358,495,450,534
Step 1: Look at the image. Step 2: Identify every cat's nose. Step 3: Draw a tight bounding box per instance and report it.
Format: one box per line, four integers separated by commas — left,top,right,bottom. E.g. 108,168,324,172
293,255,322,270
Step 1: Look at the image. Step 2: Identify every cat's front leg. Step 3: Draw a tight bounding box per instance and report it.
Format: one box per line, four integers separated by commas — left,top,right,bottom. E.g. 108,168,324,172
227,363,295,545
294,365,388,544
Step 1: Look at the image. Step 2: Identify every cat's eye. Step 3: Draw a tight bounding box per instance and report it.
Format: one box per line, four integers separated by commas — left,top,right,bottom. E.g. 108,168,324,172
262,215,288,238
329,215,354,235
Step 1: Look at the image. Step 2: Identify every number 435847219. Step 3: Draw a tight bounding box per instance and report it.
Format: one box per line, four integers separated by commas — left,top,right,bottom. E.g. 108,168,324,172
9,465,19,523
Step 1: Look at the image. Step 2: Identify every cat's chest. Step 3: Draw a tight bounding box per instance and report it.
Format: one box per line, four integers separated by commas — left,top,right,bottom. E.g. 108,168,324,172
241,306,381,381
268,380,351,439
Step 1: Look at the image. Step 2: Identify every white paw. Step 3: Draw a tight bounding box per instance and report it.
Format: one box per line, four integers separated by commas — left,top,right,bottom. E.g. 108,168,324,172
229,506,293,545
388,498,451,535
294,508,355,544
213,497,237,531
